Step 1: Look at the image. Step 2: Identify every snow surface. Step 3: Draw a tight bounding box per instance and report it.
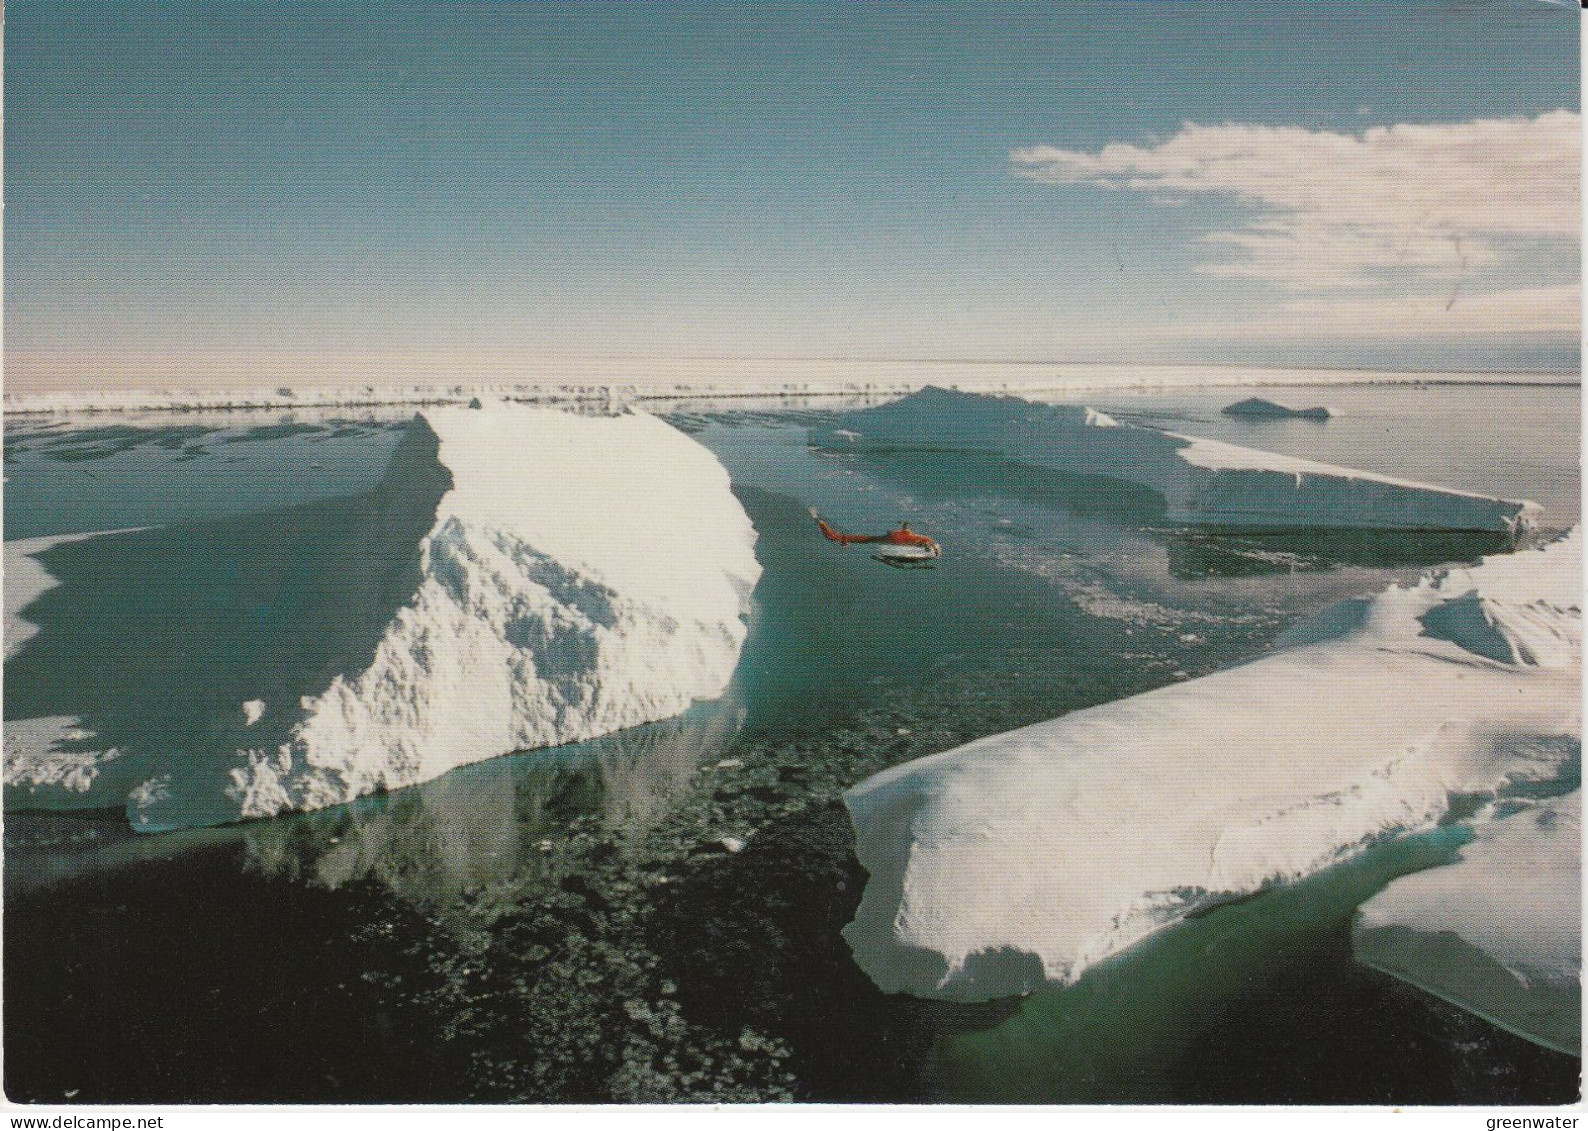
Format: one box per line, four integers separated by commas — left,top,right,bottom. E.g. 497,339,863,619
5,402,761,830
813,387,1540,536
841,530,1581,1002
1354,791,1581,1055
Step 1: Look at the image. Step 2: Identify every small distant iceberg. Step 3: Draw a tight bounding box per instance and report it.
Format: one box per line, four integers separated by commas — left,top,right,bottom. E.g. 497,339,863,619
4,402,762,830
1354,790,1581,1055
841,530,1580,1003
812,388,1537,538
1222,396,1331,421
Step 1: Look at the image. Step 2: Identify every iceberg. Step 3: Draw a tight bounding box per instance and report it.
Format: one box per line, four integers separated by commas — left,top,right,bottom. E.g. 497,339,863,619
841,530,1580,1002
812,387,1538,538
1354,791,1581,1055
1222,397,1332,421
5,402,761,830
213,403,761,829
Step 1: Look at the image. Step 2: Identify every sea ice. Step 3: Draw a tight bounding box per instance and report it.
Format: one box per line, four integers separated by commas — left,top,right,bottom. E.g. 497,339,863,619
1354,791,1581,1055
813,387,1538,537
841,530,1580,1002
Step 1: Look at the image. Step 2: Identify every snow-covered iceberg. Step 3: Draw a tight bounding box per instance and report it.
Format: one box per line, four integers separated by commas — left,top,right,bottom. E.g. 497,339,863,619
5,402,761,830
842,530,1580,1002
812,387,1538,537
1354,791,1581,1055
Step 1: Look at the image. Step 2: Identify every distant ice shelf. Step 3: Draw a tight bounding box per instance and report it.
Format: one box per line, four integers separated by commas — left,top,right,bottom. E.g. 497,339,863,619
812,387,1539,537
1354,790,1581,1055
3,364,1573,419
841,529,1580,1004
4,401,762,830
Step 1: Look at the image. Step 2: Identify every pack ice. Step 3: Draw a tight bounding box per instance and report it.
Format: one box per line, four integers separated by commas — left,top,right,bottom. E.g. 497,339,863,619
842,530,1580,1002
5,402,761,830
1354,790,1581,1055
812,387,1538,537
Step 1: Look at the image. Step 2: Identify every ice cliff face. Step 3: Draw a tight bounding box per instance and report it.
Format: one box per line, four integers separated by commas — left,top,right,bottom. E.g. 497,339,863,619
813,387,1539,537
6,403,761,830
841,530,1580,1004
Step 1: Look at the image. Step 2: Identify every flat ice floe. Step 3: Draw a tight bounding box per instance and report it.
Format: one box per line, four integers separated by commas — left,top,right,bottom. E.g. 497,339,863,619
4,535,141,797
842,530,1580,1002
1354,790,1581,1054
813,387,1538,536
5,402,761,830
5,532,141,661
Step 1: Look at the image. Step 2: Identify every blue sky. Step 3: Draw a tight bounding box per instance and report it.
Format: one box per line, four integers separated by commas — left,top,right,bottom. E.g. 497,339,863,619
5,1,1580,390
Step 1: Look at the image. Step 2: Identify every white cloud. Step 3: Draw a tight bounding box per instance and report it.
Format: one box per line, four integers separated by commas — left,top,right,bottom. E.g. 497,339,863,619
1010,111,1579,291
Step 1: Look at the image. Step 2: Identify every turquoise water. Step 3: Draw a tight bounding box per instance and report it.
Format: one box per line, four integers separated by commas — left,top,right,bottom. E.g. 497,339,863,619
3,382,1579,1102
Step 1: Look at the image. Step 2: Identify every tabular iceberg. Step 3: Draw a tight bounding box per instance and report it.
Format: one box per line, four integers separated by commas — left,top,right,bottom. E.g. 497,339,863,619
5,402,762,831
1354,790,1581,1054
842,530,1580,1002
812,387,1538,537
